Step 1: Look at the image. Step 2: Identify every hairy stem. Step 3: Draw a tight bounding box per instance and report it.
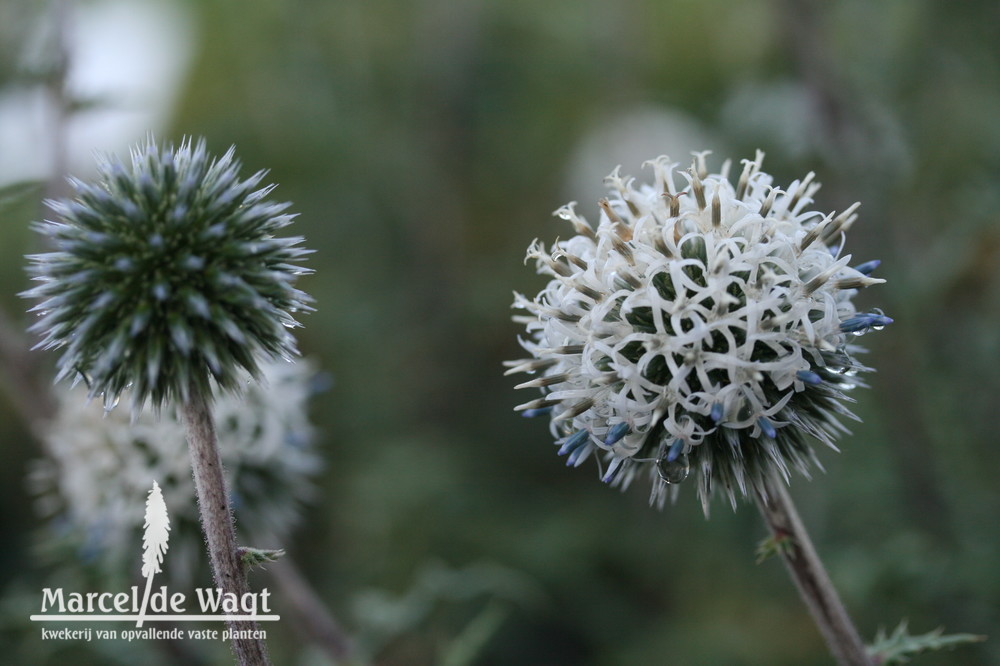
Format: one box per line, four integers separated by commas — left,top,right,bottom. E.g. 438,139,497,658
756,475,871,666
181,387,271,666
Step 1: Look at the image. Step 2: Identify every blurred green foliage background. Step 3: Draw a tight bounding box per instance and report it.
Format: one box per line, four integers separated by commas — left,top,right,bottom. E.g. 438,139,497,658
1,0,998,664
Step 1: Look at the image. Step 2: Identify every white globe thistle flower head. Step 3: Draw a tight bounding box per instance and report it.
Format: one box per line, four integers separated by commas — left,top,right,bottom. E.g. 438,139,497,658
29,358,322,583
507,151,891,512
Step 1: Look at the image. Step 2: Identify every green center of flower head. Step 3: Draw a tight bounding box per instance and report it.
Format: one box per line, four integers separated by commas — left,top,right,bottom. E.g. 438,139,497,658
507,151,891,511
24,137,313,412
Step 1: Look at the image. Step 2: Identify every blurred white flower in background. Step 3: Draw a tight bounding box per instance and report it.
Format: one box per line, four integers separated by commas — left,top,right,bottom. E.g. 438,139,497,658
563,106,722,208
30,358,323,584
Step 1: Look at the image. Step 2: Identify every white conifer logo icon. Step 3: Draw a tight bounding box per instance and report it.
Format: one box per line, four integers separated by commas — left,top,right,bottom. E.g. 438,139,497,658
137,481,170,627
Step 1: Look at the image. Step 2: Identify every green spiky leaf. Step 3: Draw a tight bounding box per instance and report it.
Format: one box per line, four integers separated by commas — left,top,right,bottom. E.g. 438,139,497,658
755,532,795,564
238,547,286,570
867,620,986,664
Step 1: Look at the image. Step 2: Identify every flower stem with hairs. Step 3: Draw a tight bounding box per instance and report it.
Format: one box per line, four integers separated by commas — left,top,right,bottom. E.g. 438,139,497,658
182,386,269,665
756,475,871,666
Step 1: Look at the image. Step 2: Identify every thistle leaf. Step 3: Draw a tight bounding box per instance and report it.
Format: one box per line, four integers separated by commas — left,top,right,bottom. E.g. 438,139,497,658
755,532,795,564
867,619,986,665
239,546,286,570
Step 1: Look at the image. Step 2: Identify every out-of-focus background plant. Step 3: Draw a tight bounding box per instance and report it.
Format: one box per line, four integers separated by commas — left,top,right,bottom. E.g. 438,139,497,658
0,0,997,664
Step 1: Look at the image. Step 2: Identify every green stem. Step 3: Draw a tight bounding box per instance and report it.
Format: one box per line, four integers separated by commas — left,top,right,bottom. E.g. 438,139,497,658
181,386,271,666
755,474,871,666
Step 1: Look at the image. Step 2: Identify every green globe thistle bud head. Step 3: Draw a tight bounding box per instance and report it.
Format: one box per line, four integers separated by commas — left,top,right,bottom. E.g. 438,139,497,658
508,151,891,512
22,136,314,411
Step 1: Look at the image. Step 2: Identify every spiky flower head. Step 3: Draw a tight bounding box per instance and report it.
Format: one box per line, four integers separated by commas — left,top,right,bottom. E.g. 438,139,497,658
507,151,891,511
30,358,322,585
23,136,313,412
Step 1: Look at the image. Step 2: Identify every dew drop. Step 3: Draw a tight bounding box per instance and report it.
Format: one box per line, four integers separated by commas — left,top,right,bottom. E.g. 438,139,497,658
872,324,885,331
102,392,120,413
657,453,690,484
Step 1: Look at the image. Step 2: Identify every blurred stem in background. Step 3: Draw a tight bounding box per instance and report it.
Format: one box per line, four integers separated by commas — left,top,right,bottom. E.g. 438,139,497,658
779,0,956,546
0,307,53,435
41,0,70,205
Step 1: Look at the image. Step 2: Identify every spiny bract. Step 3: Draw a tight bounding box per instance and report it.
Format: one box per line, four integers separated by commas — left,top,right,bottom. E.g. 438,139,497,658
23,137,313,412
507,151,891,512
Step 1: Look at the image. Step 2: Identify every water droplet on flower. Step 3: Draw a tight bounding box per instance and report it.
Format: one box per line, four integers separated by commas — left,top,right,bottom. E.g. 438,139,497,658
872,324,885,331
657,453,690,484
102,392,120,412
